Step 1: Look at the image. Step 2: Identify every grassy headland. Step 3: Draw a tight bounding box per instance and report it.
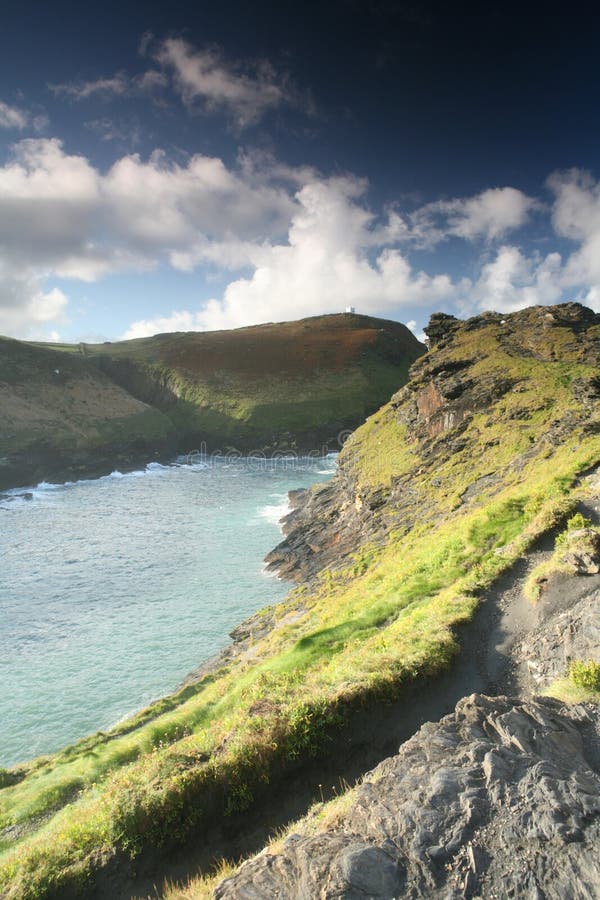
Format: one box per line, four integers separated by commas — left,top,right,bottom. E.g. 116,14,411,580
1,303,600,898
0,313,423,490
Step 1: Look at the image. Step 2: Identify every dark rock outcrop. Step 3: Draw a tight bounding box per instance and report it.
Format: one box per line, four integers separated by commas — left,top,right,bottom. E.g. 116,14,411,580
266,302,600,585
216,694,600,899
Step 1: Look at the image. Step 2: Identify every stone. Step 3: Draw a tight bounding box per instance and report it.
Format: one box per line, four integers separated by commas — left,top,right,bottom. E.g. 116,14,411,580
216,695,600,899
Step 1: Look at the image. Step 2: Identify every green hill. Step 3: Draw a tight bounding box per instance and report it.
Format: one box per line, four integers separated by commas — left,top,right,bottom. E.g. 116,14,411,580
0,313,424,490
0,336,175,491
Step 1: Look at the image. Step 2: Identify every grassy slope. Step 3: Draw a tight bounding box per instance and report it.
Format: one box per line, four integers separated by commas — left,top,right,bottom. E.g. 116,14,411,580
66,313,425,446
2,306,600,897
1,313,423,489
0,336,173,471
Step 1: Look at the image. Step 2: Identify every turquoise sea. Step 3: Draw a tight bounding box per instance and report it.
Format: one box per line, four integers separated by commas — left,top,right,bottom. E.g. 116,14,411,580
0,456,335,767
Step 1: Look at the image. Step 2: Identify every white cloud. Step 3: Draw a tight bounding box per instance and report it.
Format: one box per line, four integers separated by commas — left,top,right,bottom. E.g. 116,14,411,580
0,138,295,336
0,100,29,130
1,139,599,342
49,69,168,102
411,187,536,246
548,169,600,304
155,38,296,128
50,73,130,100
463,245,563,314
122,177,458,337
0,266,68,340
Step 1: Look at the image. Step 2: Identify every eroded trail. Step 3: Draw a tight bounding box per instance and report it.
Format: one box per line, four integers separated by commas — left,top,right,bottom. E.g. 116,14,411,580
212,493,600,899
122,500,600,900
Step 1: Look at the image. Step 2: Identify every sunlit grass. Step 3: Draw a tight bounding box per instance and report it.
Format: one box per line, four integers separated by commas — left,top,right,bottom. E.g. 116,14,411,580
3,313,600,898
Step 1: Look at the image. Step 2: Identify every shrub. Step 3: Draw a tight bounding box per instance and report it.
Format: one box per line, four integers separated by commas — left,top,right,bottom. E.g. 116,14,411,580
555,512,593,548
569,659,600,692
0,767,15,789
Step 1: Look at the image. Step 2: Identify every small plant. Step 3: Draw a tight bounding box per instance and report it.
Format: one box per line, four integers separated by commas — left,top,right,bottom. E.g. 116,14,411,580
569,659,600,692
555,512,593,547
0,768,15,789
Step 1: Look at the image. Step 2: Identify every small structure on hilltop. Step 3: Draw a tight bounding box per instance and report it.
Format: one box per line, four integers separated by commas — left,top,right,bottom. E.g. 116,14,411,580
345,305,356,314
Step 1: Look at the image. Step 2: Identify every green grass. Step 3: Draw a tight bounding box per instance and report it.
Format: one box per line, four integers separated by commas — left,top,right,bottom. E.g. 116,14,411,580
1,441,596,897
544,660,600,705
30,315,423,450
2,309,600,898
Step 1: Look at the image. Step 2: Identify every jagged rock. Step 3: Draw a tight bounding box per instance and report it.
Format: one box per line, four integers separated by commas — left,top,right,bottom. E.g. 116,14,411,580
424,312,461,347
216,695,600,899
265,303,600,586
518,587,600,692
560,529,600,574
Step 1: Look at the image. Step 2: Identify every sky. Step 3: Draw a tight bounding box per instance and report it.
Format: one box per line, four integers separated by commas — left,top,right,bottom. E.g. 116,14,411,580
1,0,599,343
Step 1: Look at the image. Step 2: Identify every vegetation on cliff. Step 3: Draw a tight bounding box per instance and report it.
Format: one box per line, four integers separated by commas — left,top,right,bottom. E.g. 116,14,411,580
78,312,424,449
1,303,600,899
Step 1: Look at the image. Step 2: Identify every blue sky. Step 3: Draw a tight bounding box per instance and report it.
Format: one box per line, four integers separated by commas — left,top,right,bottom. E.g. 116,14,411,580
1,1,599,342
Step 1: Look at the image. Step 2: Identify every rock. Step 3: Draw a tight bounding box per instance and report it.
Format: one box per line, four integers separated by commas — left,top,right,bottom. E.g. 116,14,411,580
518,587,600,692
215,695,600,899
424,312,460,347
560,529,600,574
266,303,600,586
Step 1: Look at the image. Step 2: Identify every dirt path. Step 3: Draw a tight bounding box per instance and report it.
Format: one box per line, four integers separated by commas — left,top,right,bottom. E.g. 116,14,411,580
123,497,600,899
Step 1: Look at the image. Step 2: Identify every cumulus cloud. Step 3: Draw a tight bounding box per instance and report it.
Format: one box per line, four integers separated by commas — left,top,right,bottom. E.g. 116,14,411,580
122,176,458,337
1,137,599,341
462,246,563,314
154,37,298,128
411,187,537,246
0,137,294,336
548,168,600,307
0,265,68,340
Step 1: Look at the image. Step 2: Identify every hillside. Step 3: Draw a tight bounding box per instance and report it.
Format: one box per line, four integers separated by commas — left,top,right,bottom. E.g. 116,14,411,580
0,337,175,491
0,313,424,490
1,303,600,899
82,313,424,451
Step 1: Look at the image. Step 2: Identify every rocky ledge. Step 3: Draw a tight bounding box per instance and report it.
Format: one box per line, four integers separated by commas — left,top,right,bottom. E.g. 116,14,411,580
216,694,600,899
265,302,600,584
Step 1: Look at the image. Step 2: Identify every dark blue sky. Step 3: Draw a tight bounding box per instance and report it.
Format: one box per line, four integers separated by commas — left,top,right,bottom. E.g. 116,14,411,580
1,1,599,340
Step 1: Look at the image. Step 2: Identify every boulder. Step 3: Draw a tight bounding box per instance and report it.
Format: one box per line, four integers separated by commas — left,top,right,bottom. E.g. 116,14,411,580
216,695,600,899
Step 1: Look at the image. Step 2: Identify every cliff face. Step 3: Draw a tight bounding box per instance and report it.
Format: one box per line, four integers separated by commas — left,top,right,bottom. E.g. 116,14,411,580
0,313,423,490
219,303,600,900
267,303,600,581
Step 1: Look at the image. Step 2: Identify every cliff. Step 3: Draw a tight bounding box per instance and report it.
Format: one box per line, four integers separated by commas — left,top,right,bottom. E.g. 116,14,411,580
0,313,423,490
1,303,599,900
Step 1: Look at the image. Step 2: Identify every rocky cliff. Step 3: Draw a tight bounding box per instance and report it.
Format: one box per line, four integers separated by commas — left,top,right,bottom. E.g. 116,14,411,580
266,303,600,582
222,302,600,899
216,694,600,899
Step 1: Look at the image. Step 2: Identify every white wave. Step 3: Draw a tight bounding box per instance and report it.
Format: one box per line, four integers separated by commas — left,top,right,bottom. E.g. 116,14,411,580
260,562,283,580
258,495,291,526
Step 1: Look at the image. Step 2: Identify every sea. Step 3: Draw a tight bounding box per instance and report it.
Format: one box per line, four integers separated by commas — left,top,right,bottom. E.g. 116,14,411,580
0,455,336,768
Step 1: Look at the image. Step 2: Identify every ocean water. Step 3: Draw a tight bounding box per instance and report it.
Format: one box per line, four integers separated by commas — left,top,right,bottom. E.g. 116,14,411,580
0,456,336,768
